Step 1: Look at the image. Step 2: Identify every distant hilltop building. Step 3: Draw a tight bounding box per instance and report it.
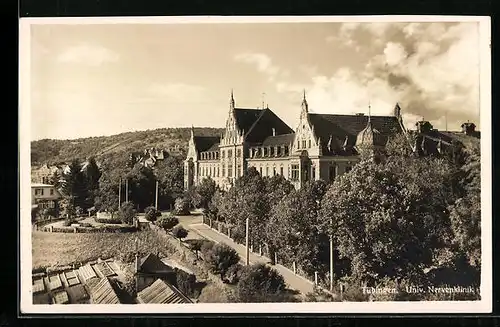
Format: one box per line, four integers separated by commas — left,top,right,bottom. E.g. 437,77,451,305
184,91,479,190
129,147,166,169
31,160,100,184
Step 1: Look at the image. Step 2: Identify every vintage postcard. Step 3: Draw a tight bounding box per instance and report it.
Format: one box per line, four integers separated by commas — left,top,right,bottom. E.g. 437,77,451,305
19,15,491,314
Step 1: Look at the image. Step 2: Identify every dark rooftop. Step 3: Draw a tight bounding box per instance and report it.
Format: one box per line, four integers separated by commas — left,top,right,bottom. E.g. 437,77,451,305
139,253,174,274
136,278,193,304
261,133,295,147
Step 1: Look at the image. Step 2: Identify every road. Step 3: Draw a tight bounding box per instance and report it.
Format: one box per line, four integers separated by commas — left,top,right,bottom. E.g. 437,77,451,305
188,222,315,296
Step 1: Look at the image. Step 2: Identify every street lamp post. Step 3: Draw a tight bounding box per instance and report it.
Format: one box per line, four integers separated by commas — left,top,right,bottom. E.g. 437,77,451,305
125,178,129,203
118,178,122,209
155,180,159,209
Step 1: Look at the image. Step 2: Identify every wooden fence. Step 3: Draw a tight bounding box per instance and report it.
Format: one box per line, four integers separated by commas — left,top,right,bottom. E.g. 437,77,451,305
201,216,339,296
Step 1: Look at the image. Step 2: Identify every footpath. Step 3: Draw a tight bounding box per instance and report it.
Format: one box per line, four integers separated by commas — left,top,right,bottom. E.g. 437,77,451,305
188,223,315,296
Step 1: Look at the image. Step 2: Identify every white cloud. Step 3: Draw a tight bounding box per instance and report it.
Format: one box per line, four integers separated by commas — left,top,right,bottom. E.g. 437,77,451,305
234,52,281,80
383,42,408,66
317,22,480,128
148,83,206,102
57,44,120,66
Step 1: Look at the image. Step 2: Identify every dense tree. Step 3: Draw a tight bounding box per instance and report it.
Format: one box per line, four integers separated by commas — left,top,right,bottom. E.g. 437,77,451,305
126,164,156,212
144,206,162,222
320,155,460,286
204,243,240,280
192,177,217,209
173,197,191,215
84,156,101,203
154,156,185,210
62,159,90,210
172,225,189,245
175,269,198,298
157,215,179,231
236,263,287,302
266,180,329,278
216,168,294,248
117,201,136,225
448,138,481,267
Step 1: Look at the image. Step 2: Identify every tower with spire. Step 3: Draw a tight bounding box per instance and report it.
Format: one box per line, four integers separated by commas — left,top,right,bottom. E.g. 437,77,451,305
355,102,383,161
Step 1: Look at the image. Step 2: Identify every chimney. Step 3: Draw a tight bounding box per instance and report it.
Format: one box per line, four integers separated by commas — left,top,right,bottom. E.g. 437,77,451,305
272,128,276,136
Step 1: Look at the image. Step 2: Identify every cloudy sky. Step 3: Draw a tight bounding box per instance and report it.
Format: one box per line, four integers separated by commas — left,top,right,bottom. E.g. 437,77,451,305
28,19,483,141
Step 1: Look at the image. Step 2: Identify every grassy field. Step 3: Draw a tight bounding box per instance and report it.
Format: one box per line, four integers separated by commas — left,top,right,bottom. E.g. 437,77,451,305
32,230,171,270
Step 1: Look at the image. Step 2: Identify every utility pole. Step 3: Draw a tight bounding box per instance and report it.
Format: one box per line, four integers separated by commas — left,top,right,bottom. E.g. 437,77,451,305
125,178,129,203
245,217,250,266
155,180,159,209
118,178,122,209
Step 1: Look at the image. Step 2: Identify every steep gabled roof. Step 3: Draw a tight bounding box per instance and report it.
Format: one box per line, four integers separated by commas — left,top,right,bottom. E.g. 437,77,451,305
137,278,193,304
308,113,402,154
139,253,174,274
233,108,265,133
193,136,220,153
243,108,295,144
88,278,120,304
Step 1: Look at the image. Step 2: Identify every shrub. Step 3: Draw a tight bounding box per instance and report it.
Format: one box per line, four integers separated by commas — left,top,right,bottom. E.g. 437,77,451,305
204,243,240,280
172,225,189,244
173,197,190,215
236,263,287,303
144,206,162,222
200,240,216,258
304,286,341,302
187,239,207,258
175,269,198,298
117,202,136,225
225,263,243,285
157,215,179,231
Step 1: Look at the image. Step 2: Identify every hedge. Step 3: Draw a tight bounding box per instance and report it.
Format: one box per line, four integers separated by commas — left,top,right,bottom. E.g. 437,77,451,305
45,225,137,234
95,218,123,224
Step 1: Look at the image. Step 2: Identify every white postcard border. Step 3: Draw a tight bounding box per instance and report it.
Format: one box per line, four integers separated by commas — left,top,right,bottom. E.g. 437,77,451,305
19,15,492,314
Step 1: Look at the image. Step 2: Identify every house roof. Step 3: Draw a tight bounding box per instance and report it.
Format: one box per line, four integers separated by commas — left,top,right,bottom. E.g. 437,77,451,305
139,253,174,274
234,108,265,133
78,264,97,282
205,142,220,152
52,290,70,304
193,136,220,153
137,278,193,304
33,292,51,305
93,262,117,278
66,284,89,303
88,278,120,304
307,113,402,154
261,133,295,147
243,108,295,144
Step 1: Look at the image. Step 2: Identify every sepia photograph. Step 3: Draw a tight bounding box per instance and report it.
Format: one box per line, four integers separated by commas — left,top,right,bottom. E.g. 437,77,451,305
19,16,491,314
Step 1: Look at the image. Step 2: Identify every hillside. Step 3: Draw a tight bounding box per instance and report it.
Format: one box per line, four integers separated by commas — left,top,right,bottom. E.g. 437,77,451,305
31,127,225,166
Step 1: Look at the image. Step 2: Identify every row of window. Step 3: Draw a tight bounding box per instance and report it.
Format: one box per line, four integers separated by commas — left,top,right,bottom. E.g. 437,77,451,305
220,148,242,159
37,201,56,208
251,145,290,158
297,139,312,150
34,188,55,196
199,163,242,178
